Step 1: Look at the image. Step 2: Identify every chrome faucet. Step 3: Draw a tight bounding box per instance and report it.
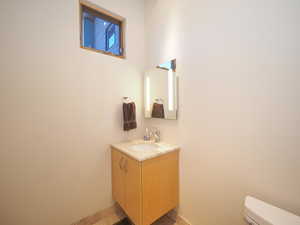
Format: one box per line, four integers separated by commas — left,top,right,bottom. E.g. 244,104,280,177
151,127,160,142
143,127,161,142
150,127,160,142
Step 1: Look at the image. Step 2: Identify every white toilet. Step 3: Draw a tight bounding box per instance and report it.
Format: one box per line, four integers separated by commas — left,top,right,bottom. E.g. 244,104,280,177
244,196,300,225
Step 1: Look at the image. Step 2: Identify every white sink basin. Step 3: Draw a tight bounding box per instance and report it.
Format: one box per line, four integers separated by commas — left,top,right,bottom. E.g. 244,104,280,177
112,140,179,161
128,143,160,152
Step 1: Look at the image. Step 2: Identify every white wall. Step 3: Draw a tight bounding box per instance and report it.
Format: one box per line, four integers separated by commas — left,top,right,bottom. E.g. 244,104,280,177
145,0,300,224
0,0,145,225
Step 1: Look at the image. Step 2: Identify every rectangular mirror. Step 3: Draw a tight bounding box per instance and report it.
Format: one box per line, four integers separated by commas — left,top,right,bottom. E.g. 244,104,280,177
144,59,178,120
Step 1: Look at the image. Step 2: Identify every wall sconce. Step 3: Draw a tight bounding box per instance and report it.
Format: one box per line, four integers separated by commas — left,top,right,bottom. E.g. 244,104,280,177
168,69,174,111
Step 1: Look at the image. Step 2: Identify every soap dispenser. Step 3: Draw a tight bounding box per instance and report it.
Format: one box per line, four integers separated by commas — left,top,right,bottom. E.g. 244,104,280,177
144,128,151,141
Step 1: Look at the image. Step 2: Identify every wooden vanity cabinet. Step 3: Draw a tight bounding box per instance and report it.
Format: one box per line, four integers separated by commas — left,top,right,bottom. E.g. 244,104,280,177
111,147,179,225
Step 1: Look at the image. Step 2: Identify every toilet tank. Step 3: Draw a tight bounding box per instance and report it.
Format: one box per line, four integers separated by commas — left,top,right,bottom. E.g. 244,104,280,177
244,196,300,225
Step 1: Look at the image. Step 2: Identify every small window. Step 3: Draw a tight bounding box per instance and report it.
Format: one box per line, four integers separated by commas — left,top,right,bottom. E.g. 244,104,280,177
80,1,125,58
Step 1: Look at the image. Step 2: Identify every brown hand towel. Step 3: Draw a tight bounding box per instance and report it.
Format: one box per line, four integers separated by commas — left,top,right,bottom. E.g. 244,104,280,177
151,103,165,119
123,102,137,131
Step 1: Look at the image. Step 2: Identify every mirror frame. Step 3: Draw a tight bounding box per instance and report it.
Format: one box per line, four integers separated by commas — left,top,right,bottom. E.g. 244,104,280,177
144,59,178,120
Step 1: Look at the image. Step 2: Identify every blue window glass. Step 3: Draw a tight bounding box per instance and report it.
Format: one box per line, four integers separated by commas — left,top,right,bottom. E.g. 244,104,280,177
109,34,115,49
81,5,123,57
83,13,95,48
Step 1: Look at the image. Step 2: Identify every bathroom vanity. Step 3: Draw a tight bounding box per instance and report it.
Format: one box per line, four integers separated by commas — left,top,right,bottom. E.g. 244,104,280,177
111,140,179,225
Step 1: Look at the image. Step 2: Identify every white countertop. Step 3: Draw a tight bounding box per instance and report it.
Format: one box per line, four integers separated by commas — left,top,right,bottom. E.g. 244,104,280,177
111,139,180,161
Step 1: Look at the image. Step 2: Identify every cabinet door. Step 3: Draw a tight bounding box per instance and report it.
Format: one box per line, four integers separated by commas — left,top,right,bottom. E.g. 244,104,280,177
111,148,126,209
124,156,142,225
142,151,179,225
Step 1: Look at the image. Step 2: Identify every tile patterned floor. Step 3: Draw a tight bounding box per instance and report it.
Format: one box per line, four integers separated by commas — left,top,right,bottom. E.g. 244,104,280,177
93,214,178,225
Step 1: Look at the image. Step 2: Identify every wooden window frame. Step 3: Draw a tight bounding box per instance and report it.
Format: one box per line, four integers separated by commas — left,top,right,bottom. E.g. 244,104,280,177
79,0,126,59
